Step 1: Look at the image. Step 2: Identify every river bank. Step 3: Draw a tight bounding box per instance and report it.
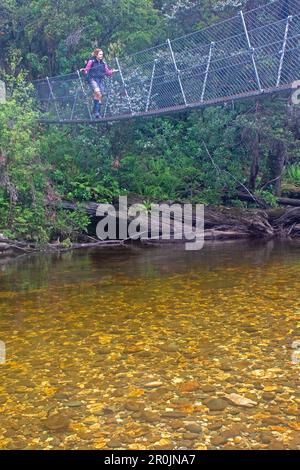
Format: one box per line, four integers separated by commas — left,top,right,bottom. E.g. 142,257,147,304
1,204,300,264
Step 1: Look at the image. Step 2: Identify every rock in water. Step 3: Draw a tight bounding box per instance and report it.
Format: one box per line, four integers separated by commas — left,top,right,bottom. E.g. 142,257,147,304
179,381,200,392
44,413,70,431
206,398,228,411
224,393,257,407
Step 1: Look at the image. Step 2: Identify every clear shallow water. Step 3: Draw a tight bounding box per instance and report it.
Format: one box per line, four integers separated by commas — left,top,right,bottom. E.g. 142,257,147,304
0,240,299,449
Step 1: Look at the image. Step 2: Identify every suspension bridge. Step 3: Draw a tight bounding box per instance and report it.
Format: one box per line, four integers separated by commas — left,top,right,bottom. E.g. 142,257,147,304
33,0,300,124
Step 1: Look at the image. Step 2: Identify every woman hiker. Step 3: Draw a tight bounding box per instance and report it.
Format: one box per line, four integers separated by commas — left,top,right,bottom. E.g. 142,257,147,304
81,48,118,119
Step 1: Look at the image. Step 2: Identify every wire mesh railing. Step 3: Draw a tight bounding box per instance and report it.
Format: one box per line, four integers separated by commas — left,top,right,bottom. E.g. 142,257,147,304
32,0,300,122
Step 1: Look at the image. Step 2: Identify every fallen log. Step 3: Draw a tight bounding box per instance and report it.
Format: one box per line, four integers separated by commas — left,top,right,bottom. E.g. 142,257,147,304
203,206,274,238
237,192,300,207
273,207,300,227
48,198,300,242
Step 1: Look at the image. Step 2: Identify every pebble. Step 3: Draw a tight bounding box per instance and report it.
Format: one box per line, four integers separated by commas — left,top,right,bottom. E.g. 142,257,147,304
136,351,152,357
179,381,200,392
169,420,183,430
206,398,228,411
262,416,282,425
262,392,275,401
185,423,202,434
124,401,144,412
201,385,216,393
242,326,258,334
161,411,186,419
207,421,223,430
222,424,245,438
219,363,233,372
53,393,70,400
144,381,163,388
211,435,228,446
286,406,299,416
146,434,164,443
158,343,180,353
140,411,160,423
44,413,70,431
123,345,144,354
101,408,114,415
254,384,264,390
288,433,300,448
268,440,285,450
107,438,123,448
97,348,110,355
66,401,83,407
260,432,272,444
182,432,199,440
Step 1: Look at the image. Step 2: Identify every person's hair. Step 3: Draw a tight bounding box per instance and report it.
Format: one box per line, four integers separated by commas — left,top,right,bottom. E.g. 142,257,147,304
93,48,103,57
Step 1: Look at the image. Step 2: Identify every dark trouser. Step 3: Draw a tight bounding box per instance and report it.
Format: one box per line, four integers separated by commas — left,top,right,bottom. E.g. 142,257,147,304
93,99,101,115
90,78,106,116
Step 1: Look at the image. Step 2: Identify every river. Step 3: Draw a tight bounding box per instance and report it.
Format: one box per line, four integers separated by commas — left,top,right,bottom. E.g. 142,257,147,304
0,240,299,449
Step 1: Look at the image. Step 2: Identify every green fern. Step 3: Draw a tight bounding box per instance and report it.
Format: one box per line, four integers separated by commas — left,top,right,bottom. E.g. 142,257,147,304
285,164,300,185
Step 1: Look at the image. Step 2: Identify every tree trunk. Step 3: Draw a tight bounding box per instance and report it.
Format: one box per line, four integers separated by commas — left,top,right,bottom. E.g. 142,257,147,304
268,139,286,197
249,131,260,191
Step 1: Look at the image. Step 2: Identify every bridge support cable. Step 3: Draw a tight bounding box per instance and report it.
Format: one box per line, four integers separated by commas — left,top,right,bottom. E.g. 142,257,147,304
145,59,157,112
167,39,187,106
276,15,293,87
33,1,300,124
46,76,61,120
103,82,111,118
70,86,79,120
239,10,263,93
115,57,134,115
77,70,92,120
201,42,215,103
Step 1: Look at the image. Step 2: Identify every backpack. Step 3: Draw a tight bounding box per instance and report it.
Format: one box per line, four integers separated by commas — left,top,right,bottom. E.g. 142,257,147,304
87,57,106,81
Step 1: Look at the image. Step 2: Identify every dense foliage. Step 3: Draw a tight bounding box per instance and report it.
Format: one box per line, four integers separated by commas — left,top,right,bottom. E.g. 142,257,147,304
0,1,299,243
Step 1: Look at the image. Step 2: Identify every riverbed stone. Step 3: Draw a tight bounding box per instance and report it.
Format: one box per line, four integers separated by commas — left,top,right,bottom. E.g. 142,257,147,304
262,392,275,401
168,420,183,430
211,435,228,446
107,438,123,448
158,343,180,353
144,381,164,388
260,432,272,444
222,423,245,438
182,432,199,440
161,411,186,419
179,381,200,392
219,363,233,372
206,398,228,411
140,411,160,423
207,421,223,430
262,416,282,425
185,423,202,434
201,385,216,393
124,401,144,412
66,401,83,407
268,440,285,450
44,413,70,431
53,392,70,400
